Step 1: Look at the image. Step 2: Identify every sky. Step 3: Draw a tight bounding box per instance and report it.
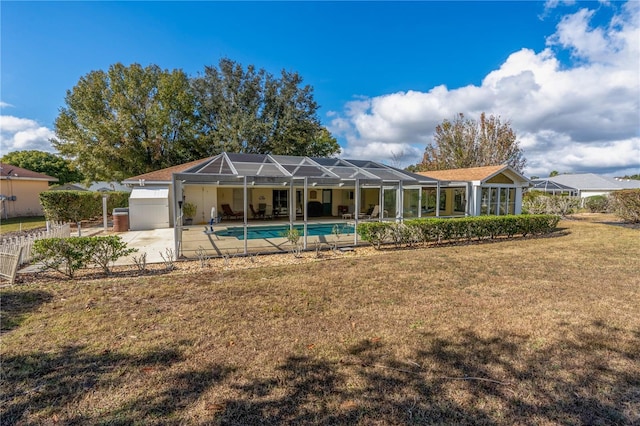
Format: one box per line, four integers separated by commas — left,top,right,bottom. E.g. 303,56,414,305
1,1,639,178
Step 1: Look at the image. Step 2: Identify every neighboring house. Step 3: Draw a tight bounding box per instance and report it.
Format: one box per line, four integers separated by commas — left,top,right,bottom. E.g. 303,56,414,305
0,163,58,218
417,165,531,216
49,183,88,191
537,173,640,200
82,181,132,192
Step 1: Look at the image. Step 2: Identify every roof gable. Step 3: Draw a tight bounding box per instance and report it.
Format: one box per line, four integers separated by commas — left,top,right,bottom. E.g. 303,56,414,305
0,163,58,181
417,165,528,184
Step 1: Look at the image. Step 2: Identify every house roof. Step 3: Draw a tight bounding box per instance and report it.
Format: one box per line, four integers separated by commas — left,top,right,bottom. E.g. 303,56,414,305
416,165,528,183
50,183,88,191
126,153,439,186
123,157,214,183
0,163,58,182
548,173,640,191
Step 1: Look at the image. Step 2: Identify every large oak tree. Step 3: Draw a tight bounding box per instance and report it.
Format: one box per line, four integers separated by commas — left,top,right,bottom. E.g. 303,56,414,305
53,60,339,182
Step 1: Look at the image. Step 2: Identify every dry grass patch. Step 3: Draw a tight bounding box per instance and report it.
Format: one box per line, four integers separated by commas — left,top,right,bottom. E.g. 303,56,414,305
2,216,639,425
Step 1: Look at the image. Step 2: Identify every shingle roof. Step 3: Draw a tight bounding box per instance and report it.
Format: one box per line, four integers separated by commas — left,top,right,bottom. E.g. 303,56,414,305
416,165,510,182
0,163,58,181
123,157,214,183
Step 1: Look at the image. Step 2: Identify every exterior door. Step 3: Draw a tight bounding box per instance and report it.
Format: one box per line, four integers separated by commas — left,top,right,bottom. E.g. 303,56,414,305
322,189,332,216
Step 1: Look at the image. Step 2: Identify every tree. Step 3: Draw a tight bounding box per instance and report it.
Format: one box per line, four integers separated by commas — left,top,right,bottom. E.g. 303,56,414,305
549,170,559,177
415,113,526,173
53,60,340,181
0,150,84,184
53,63,197,182
191,58,340,157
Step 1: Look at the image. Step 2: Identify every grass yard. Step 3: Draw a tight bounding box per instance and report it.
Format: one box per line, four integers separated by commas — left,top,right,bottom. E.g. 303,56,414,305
0,216,47,235
1,216,639,425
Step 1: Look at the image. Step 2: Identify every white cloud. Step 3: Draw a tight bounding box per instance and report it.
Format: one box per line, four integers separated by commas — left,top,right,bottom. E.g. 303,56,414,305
0,101,14,109
0,115,56,155
329,1,640,177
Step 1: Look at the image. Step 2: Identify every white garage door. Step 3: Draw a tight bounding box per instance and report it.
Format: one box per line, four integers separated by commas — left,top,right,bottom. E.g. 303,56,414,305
128,187,170,230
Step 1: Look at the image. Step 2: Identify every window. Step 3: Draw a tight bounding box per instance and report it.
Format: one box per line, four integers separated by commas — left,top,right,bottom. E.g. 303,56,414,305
454,189,466,213
481,186,516,216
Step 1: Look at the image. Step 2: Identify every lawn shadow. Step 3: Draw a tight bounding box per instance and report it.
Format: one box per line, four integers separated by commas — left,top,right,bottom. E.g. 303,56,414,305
0,289,52,334
1,343,201,425
216,325,638,424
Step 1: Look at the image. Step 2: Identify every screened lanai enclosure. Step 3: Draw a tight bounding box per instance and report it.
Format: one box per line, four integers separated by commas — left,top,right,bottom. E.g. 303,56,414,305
170,153,445,257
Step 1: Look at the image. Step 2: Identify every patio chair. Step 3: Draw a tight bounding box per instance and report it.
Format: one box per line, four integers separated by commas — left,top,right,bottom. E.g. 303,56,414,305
250,204,265,219
258,203,267,218
364,205,388,220
221,204,243,220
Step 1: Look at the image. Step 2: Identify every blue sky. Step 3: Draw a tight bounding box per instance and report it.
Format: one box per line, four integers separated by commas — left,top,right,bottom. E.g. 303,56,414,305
1,1,638,177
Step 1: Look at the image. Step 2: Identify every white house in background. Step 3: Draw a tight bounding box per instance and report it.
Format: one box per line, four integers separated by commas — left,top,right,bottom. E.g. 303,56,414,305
543,173,640,200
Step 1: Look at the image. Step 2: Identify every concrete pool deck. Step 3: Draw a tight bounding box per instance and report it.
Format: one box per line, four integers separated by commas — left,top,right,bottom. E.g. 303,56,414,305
180,219,361,258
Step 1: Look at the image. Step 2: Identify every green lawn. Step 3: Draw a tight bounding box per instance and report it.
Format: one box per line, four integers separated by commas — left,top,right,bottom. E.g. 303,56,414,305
0,216,47,235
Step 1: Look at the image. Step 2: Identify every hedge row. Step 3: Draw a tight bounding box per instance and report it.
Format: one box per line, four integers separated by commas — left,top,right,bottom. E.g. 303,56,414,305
39,190,129,223
356,215,560,249
32,235,137,278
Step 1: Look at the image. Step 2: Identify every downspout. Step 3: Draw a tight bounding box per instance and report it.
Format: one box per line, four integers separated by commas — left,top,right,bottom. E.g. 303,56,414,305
418,186,422,218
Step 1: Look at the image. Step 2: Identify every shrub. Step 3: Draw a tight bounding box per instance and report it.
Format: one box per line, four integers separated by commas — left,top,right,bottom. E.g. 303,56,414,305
33,237,93,279
357,215,559,249
609,189,640,223
39,190,130,223
584,195,609,213
33,235,137,278
86,235,137,274
522,192,580,216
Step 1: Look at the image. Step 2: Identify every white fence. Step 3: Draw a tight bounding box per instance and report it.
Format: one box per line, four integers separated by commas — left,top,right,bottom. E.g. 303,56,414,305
0,222,71,267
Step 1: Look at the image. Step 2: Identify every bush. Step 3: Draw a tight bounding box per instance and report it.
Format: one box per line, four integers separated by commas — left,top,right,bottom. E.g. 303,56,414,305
584,195,609,213
32,237,93,279
33,235,137,278
522,192,580,216
609,189,640,223
40,190,130,223
357,215,559,249
86,235,137,274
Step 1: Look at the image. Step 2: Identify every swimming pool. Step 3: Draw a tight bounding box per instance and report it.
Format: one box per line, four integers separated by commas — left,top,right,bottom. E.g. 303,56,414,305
216,223,355,240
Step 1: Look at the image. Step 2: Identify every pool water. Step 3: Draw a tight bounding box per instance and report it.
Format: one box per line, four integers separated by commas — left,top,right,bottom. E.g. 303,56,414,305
216,223,355,240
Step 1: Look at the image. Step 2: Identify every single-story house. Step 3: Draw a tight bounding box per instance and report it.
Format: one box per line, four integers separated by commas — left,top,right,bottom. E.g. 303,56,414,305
0,163,58,218
123,153,443,231
49,183,88,191
417,165,530,216
533,173,640,200
124,155,530,230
